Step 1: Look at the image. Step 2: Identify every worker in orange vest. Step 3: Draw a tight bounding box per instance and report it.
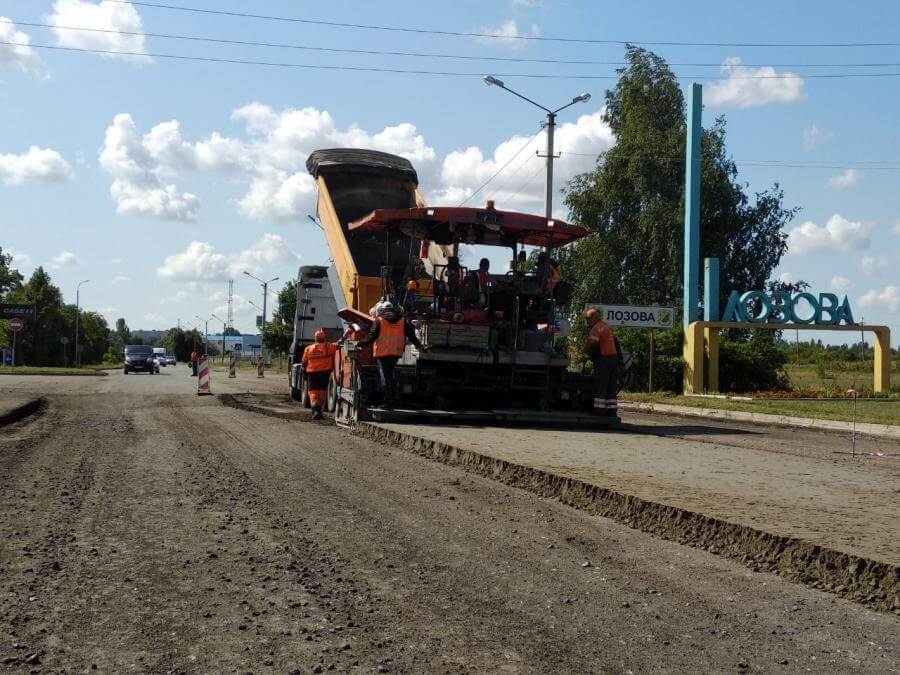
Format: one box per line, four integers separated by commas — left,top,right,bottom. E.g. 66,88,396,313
301,329,338,420
584,308,621,417
358,301,427,408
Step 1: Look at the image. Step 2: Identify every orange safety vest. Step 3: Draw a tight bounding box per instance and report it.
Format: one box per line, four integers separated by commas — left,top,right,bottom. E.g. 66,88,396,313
373,317,405,358
586,320,617,357
302,342,336,373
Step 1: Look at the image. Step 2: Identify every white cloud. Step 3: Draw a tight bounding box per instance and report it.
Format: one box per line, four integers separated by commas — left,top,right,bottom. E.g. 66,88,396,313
474,19,538,48
706,57,805,109
825,169,861,190
778,272,794,285
802,125,832,151
831,275,850,293
893,221,900,235
159,289,188,304
0,18,42,75
142,312,167,327
0,146,73,185
861,254,889,275
157,234,299,283
100,113,200,220
434,109,613,215
859,286,900,313
53,250,81,266
109,275,130,285
8,249,33,271
108,256,123,264
48,0,150,62
787,214,870,254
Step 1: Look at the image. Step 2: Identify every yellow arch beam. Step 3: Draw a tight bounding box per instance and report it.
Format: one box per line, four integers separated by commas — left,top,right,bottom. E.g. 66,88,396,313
683,321,892,394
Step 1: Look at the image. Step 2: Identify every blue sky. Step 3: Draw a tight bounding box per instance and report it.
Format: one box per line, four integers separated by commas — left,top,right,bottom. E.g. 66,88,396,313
1,0,898,341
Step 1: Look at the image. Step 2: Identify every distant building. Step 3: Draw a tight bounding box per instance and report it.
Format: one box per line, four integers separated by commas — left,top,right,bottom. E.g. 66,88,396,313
205,333,262,359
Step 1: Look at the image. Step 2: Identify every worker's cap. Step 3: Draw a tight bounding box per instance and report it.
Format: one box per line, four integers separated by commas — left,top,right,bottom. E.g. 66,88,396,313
314,328,326,342
406,279,419,291
584,308,599,321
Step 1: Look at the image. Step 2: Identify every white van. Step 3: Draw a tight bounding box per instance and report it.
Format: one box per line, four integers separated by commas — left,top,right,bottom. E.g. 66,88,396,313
152,347,167,367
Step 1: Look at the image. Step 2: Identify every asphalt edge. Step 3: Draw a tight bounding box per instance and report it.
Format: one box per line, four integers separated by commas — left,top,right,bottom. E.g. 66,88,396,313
219,393,313,422
355,421,898,615
0,371,108,377
0,397,46,427
620,401,900,440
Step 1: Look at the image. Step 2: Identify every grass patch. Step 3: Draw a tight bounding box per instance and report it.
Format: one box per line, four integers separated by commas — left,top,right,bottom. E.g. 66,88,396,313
623,392,900,426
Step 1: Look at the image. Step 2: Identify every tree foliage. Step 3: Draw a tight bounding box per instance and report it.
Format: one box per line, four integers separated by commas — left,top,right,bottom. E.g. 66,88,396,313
562,45,798,314
0,247,23,297
262,281,297,355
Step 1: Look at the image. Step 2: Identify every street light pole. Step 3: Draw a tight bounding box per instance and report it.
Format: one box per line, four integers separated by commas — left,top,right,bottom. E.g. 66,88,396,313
483,76,591,219
211,313,225,363
195,314,211,357
243,271,279,360
75,279,90,367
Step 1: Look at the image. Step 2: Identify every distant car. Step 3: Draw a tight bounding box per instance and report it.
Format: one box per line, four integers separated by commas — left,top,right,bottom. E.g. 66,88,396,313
166,355,176,366
123,345,156,374
152,347,167,366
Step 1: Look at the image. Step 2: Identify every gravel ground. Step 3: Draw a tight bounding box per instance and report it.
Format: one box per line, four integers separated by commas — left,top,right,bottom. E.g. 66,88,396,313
0,372,897,672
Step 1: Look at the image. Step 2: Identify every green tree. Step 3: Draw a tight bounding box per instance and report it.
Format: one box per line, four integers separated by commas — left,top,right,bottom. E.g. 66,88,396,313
113,318,131,353
562,45,798,314
162,327,203,362
223,326,241,336
2,267,71,366
262,281,297,355
0,247,23,298
77,311,112,364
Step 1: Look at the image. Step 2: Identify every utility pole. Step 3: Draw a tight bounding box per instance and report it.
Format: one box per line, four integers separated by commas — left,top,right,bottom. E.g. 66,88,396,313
482,76,590,219
75,279,90,367
243,271,279,360
195,314,211,357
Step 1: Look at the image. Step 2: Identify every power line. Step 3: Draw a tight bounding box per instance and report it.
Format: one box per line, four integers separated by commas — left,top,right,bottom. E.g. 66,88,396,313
489,153,539,202
104,0,900,49
11,41,900,80
559,151,900,168
459,130,543,207
10,20,900,69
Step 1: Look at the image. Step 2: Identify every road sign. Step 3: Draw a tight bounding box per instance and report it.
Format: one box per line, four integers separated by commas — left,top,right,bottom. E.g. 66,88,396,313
255,315,263,328
587,304,675,329
9,318,23,332
0,303,36,319
233,343,242,351
2,349,10,366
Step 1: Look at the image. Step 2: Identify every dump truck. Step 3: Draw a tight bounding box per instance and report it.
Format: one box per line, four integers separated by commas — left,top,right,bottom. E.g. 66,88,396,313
291,148,617,427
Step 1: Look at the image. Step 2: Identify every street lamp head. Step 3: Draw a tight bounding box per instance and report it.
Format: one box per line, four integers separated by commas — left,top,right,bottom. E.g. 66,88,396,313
242,271,252,278
483,75,504,88
573,93,591,104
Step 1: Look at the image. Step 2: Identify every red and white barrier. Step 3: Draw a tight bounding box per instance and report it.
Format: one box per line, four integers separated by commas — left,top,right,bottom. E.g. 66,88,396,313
197,356,211,395
228,354,236,378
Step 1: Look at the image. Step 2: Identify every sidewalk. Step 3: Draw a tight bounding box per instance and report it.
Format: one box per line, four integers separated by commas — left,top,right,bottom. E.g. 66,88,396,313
620,400,900,440
358,418,899,612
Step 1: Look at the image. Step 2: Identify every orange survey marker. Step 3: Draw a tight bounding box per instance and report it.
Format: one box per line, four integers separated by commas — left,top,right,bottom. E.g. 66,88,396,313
228,354,236,379
197,356,211,395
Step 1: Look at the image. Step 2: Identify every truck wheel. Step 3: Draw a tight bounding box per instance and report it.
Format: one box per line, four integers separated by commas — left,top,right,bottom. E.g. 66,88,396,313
326,373,338,413
289,374,302,402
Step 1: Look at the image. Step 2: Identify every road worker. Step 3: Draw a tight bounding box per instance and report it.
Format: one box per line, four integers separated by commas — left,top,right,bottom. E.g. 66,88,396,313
584,307,620,417
358,301,427,408
301,329,338,420
190,349,198,377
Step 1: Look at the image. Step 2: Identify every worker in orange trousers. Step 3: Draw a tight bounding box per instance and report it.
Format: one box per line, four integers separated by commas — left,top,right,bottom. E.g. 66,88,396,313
301,329,338,419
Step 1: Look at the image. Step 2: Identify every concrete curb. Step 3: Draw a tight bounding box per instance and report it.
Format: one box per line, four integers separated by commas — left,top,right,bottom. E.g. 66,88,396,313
355,422,898,614
0,397,45,427
620,401,900,440
0,370,108,377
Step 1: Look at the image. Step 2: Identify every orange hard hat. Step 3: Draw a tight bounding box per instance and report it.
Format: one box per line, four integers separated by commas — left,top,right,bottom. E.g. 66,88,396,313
584,308,599,322
314,329,326,342
407,279,419,291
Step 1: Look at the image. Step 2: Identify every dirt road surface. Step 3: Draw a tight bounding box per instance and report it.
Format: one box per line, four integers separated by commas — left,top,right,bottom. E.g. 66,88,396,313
1,369,897,672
